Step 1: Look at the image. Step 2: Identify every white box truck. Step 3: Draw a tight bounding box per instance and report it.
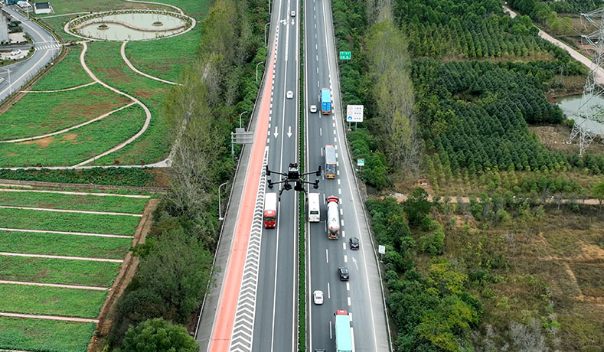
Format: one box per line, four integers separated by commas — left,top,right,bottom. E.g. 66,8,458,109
308,193,320,223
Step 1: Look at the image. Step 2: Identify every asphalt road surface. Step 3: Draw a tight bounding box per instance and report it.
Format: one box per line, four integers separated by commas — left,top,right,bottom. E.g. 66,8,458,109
251,0,301,350
0,5,61,104
303,0,391,351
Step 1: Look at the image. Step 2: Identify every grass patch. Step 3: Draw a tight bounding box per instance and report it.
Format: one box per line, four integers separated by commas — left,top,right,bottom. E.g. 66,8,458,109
0,84,131,140
0,284,106,318
85,40,171,165
0,255,121,287
39,0,161,16
0,317,95,352
1,104,146,167
0,207,140,235
0,190,148,213
30,46,92,91
0,230,131,259
0,167,158,187
125,27,200,83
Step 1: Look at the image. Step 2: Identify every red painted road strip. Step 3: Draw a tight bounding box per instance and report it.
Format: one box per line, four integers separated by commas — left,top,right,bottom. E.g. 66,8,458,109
209,45,276,352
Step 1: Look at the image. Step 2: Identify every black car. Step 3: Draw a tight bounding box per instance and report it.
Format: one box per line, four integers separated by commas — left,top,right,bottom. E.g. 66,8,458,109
338,267,349,281
349,237,359,250
314,349,326,352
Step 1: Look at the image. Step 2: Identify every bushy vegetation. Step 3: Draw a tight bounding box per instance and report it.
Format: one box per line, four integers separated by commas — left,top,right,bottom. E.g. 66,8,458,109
121,318,198,352
367,192,483,352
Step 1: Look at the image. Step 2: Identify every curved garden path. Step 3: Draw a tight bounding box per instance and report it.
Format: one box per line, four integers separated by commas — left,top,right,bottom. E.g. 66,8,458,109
0,102,136,143
121,41,182,86
125,0,184,15
75,42,152,166
23,81,97,93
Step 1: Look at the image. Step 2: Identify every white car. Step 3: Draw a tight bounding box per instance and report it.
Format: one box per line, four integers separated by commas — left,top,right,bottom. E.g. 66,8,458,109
310,105,317,113
291,10,296,17
287,91,293,99
313,290,324,305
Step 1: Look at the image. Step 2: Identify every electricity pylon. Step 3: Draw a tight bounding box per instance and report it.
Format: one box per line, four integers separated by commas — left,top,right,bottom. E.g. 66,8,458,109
570,7,604,155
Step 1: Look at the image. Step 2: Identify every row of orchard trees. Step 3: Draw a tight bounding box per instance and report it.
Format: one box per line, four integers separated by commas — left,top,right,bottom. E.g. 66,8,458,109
405,16,558,60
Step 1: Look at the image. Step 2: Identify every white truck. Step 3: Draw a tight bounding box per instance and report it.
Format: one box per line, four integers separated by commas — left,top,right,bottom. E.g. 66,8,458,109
308,193,320,222
326,196,339,239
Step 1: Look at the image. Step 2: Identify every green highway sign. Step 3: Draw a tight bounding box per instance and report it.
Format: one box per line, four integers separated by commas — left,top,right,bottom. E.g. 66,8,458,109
340,51,351,60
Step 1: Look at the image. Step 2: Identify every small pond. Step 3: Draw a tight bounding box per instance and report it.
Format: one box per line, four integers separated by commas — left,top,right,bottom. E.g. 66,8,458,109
77,13,186,41
556,94,604,134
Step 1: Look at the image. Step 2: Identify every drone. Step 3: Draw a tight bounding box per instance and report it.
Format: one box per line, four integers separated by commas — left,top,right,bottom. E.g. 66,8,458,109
266,162,321,199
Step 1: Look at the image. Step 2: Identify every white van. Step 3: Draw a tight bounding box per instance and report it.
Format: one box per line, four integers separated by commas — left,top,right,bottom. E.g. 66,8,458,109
308,193,320,223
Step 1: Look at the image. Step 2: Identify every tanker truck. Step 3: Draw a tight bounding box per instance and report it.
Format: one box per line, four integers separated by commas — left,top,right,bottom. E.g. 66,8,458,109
326,196,340,239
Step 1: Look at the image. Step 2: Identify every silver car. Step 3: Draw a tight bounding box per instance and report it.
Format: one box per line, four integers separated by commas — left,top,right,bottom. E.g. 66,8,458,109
310,105,317,113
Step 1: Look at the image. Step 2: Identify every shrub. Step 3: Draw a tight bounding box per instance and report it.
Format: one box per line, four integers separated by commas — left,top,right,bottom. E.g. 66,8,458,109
122,318,199,352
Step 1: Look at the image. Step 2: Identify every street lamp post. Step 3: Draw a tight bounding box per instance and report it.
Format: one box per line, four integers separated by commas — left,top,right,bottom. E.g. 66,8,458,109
256,62,264,82
264,22,270,46
218,182,228,221
239,110,248,129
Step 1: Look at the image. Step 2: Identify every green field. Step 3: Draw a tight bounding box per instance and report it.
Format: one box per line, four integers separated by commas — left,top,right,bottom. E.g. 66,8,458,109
30,46,93,91
85,40,171,165
0,191,148,213
0,104,146,167
0,317,95,352
126,27,200,83
0,231,131,259
0,84,131,140
0,284,106,318
0,256,121,287
0,207,140,235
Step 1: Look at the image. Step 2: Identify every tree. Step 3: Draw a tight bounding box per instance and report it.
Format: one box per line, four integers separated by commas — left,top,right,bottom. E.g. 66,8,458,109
137,228,213,322
591,182,604,209
404,188,432,226
122,318,199,352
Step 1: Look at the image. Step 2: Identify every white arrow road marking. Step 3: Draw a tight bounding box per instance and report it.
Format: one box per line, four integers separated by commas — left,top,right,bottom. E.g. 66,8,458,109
274,126,279,138
352,257,359,270
287,126,292,138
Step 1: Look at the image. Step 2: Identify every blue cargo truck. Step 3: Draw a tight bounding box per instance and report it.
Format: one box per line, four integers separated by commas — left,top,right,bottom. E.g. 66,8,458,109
335,310,353,352
321,88,331,114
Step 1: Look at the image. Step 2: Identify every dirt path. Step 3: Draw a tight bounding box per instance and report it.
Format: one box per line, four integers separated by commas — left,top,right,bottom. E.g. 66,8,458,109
0,280,108,291
0,252,124,263
0,188,151,198
0,227,132,238
391,194,602,206
0,205,142,216
0,311,99,323
504,6,604,84
23,81,97,93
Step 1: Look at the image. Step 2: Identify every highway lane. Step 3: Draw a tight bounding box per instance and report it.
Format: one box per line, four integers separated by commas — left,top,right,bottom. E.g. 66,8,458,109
304,0,391,350
0,5,61,103
252,0,300,350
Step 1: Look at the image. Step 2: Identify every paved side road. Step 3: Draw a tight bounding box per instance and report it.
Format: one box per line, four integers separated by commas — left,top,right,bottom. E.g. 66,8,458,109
0,5,61,104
